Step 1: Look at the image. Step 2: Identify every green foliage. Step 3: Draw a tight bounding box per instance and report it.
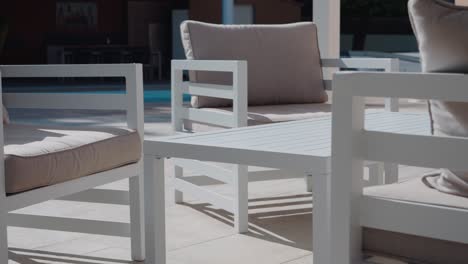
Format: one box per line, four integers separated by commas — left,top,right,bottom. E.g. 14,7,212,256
342,0,408,17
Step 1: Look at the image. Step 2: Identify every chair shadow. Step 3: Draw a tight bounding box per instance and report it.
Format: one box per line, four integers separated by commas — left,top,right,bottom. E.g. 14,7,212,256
180,193,314,251
9,248,138,264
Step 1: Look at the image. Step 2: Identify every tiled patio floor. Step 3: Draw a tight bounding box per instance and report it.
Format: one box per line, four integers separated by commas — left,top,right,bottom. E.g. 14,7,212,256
6,101,429,264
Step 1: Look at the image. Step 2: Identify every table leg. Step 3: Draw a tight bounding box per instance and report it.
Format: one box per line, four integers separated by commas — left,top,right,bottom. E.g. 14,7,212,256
305,174,313,193
174,165,184,204
312,171,330,264
144,156,166,264
0,208,8,263
367,163,384,186
233,165,249,233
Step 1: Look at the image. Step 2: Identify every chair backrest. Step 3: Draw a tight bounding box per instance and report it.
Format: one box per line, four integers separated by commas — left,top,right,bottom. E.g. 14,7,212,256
333,71,468,172
180,21,328,108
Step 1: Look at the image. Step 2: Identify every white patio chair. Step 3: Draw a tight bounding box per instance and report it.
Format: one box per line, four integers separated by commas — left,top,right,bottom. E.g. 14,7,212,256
172,21,400,233
328,71,468,264
0,64,164,264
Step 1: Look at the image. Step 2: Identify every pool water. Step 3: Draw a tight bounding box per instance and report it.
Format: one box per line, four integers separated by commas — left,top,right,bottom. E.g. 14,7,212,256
5,89,190,104
76,90,191,103
144,90,191,103
3,83,190,103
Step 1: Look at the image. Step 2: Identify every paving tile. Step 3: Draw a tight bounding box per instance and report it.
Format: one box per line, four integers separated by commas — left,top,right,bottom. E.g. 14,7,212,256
282,254,313,264
166,204,236,251
7,227,84,250
168,234,310,264
34,237,111,255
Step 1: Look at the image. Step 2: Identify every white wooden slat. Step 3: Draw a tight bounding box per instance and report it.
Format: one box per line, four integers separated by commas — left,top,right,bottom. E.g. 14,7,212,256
183,82,234,100
361,196,468,244
6,164,138,212
299,128,428,153
174,112,428,150
335,72,468,102
173,158,233,184
149,112,429,169
321,58,396,70
249,119,428,151
175,114,340,144
165,114,331,141
172,60,246,73
8,214,130,237
151,140,329,171
174,178,234,212
185,119,331,146
358,131,468,171
166,113,426,152
4,93,127,110
182,108,235,128
284,122,429,153
170,111,419,144
0,64,136,78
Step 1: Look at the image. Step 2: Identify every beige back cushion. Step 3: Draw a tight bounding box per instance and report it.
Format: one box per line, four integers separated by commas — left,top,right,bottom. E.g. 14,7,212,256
409,0,468,196
180,21,328,108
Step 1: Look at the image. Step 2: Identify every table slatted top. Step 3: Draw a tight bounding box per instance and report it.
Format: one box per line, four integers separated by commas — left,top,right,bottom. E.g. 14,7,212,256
148,111,430,156
145,111,431,171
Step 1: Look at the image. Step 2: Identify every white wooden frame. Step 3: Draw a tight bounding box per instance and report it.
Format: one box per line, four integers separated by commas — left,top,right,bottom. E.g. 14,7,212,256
0,64,164,264
330,71,468,264
171,58,400,233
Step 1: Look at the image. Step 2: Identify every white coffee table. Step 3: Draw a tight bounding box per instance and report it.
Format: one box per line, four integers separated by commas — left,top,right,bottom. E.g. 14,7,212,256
144,111,430,263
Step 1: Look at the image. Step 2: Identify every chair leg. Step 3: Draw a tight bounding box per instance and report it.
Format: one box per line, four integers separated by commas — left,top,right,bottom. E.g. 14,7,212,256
0,210,8,263
233,165,248,233
305,174,313,192
129,168,145,261
174,165,184,204
144,156,166,264
367,163,384,186
384,163,399,184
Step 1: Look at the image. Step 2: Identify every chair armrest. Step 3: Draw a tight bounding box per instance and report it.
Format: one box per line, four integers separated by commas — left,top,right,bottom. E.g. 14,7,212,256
323,58,400,112
334,71,468,102
322,58,399,72
171,60,248,132
0,64,144,134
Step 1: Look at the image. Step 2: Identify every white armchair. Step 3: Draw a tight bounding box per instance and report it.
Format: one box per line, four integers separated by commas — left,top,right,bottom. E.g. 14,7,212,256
171,20,401,233
329,71,468,264
0,64,164,264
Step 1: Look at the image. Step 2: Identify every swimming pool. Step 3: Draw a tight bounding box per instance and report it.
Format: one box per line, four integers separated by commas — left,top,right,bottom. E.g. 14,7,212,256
3,83,190,103
63,89,191,103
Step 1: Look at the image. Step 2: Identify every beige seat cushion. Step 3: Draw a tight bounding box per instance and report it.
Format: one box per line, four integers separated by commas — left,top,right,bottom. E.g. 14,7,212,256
365,176,468,210
409,0,468,197
184,103,332,132
363,176,468,263
181,21,327,108
184,91,386,132
4,124,141,194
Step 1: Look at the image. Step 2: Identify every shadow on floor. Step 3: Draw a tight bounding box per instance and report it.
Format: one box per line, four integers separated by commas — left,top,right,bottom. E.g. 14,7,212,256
9,248,137,264
181,193,313,251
